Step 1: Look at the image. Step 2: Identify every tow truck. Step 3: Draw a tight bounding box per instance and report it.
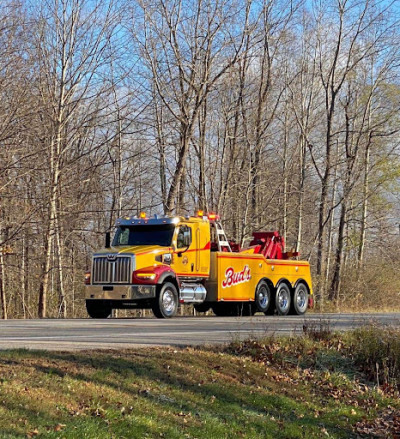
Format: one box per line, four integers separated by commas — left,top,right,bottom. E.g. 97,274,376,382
85,212,313,318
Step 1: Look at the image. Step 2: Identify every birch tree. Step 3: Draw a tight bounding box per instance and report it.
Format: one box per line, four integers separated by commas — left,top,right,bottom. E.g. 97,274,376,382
33,0,121,318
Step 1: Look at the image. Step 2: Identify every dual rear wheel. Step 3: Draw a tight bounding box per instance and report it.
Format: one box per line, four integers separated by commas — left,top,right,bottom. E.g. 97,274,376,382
254,281,309,316
275,282,309,316
211,281,308,317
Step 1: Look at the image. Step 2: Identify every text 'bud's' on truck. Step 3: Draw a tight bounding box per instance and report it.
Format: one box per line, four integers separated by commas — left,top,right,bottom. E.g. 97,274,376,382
85,212,314,318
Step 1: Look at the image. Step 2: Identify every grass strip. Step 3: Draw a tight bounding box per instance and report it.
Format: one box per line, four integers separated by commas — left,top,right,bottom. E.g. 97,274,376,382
0,325,398,438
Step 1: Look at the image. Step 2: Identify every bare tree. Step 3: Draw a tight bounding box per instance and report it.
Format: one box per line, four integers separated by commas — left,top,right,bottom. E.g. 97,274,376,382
33,0,121,317
135,0,250,214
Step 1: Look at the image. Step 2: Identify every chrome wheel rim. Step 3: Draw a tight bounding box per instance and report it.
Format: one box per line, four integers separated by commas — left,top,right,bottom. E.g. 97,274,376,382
277,287,290,312
257,286,269,309
162,289,176,314
296,287,308,312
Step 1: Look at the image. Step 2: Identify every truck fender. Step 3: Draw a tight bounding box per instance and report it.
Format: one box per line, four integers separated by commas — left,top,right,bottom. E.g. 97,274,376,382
156,270,180,303
293,279,310,293
256,278,275,295
157,268,179,286
275,278,293,291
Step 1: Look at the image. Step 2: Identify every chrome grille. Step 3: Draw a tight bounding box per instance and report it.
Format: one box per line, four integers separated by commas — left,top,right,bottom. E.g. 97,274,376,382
92,255,133,284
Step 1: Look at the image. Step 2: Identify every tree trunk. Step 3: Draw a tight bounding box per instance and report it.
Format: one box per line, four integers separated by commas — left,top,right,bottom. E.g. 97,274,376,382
0,252,7,320
197,100,207,211
317,95,335,276
295,136,306,253
21,234,28,319
55,211,66,318
39,124,62,318
358,138,371,269
329,198,346,301
165,125,191,215
282,109,289,242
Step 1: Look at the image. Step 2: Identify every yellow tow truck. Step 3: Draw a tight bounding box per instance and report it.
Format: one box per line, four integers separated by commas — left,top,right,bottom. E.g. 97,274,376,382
85,212,313,318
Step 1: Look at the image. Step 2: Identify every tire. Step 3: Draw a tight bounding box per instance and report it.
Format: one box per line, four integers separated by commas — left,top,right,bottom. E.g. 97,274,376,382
86,300,112,319
290,283,309,315
255,281,272,314
275,283,291,316
152,282,179,318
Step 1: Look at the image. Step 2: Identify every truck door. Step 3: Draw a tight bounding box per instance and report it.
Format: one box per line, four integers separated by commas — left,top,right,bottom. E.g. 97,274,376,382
173,224,194,276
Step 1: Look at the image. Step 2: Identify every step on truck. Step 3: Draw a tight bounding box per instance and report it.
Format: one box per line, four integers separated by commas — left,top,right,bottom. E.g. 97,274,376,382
85,212,314,318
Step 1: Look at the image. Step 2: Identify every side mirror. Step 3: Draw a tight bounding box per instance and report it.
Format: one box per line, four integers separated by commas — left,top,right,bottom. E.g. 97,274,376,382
105,231,111,248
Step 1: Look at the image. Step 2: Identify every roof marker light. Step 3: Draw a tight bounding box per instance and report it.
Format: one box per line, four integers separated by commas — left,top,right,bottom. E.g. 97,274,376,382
197,210,204,217
139,212,147,219
208,213,220,220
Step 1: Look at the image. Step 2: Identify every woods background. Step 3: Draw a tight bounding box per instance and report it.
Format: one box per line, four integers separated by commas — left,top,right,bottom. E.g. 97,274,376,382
0,0,399,318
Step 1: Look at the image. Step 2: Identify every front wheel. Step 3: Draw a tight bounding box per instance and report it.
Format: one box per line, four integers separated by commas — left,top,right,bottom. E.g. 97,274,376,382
275,283,291,316
86,300,112,319
152,282,179,318
291,283,309,315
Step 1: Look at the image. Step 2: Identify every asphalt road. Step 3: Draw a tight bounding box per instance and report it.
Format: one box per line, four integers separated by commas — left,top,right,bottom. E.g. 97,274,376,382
0,313,398,351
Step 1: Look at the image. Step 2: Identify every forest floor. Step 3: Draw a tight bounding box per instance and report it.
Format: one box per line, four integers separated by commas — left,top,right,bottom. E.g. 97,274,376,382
0,325,399,439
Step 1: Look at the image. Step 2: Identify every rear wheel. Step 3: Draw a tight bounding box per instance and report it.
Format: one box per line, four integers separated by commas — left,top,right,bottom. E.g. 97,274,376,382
152,282,178,318
86,300,112,319
275,283,291,316
255,281,272,314
291,283,309,315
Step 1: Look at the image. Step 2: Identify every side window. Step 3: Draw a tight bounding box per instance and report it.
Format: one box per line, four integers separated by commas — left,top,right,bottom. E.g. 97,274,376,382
177,225,192,249
118,227,129,245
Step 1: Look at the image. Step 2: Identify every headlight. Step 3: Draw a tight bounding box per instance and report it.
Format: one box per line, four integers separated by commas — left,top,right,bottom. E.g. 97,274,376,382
136,273,156,280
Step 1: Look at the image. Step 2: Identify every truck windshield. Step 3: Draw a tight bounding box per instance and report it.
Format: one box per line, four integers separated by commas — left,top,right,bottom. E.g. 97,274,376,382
112,225,175,246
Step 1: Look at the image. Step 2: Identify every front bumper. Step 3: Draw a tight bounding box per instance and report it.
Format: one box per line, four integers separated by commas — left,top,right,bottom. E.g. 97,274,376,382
85,284,156,301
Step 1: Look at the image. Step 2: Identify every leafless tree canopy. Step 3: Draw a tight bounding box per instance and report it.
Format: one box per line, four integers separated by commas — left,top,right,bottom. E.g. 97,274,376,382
0,0,399,318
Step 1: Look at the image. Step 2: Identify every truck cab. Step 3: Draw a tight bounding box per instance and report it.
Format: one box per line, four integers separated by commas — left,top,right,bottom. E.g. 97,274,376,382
85,213,212,318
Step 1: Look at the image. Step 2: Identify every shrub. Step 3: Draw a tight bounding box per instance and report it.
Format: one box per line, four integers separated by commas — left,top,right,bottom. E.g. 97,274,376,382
345,326,400,390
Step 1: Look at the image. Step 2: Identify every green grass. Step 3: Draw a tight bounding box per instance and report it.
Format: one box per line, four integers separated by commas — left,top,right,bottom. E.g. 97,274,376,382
0,326,399,438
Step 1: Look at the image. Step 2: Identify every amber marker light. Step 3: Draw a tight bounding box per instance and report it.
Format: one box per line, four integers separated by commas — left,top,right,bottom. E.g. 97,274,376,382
84,271,91,285
139,211,147,219
197,210,204,217
208,213,219,220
